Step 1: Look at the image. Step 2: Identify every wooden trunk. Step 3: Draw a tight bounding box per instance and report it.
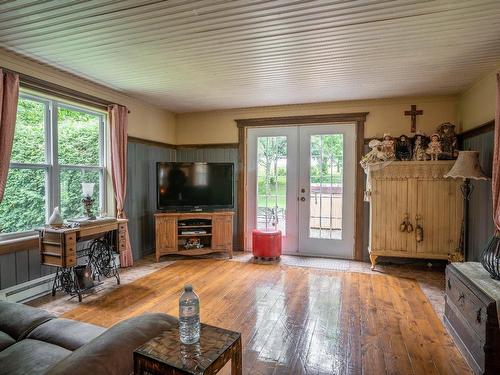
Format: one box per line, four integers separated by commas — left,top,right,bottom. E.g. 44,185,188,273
154,211,234,261
368,161,463,267
444,263,500,374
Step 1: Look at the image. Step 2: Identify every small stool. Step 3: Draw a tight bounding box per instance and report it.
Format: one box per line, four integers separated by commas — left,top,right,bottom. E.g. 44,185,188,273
252,229,282,263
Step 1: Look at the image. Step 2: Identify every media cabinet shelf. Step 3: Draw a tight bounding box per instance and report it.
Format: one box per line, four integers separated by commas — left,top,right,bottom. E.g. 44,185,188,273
178,233,212,237
155,211,234,262
178,225,212,229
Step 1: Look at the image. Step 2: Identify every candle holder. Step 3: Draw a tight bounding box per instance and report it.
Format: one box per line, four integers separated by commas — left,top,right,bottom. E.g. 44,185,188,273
81,183,96,220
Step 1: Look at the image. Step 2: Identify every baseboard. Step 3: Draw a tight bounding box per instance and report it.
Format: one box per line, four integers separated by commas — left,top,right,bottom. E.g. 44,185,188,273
0,274,55,303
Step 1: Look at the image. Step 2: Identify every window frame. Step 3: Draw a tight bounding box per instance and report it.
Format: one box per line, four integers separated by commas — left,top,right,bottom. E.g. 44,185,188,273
0,91,107,240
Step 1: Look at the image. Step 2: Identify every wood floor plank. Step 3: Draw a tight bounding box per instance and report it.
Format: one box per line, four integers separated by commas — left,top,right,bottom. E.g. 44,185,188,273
359,273,387,375
371,274,414,375
61,259,472,375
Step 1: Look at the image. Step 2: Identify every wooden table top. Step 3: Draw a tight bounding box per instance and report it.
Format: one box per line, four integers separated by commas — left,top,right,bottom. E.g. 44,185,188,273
35,217,127,234
135,321,240,374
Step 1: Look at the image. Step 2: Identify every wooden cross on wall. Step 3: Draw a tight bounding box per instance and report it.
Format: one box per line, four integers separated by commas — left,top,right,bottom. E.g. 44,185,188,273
404,104,423,133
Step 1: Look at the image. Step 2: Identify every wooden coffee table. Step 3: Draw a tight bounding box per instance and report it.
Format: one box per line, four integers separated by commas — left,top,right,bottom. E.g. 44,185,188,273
134,321,242,375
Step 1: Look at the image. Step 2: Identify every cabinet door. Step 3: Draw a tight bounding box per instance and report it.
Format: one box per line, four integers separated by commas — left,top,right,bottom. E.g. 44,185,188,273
415,179,462,257
155,216,177,254
212,215,233,250
370,178,412,254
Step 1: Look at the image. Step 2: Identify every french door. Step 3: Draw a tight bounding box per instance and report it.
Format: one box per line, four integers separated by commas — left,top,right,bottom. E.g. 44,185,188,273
246,124,356,258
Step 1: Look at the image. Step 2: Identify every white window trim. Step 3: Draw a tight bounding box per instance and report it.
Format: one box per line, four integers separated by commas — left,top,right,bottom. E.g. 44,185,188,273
0,92,108,241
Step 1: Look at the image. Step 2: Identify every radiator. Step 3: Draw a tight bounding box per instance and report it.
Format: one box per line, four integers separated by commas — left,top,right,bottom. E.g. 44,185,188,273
0,274,54,303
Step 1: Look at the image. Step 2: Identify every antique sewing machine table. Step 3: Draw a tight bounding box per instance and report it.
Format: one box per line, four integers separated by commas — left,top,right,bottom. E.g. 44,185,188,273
36,218,127,302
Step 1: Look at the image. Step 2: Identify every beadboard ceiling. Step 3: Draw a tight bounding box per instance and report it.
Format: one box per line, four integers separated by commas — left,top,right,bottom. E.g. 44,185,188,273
1,0,500,112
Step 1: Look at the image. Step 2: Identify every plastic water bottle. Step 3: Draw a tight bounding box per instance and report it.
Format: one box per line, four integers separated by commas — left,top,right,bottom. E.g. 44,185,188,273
179,284,200,344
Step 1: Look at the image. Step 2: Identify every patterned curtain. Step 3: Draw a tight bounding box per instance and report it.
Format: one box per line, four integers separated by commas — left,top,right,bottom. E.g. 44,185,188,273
0,69,19,203
108,104,133,267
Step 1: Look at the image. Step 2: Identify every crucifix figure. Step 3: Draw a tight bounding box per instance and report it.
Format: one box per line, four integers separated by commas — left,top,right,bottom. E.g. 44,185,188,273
404,104,423,133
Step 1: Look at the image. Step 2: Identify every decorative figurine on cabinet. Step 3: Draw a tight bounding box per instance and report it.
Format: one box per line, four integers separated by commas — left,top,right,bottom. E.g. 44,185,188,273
47,206,64,228
437,122,458,159
395,135,412,161
381,134,396,160
413,133,429,161
360,139,386,169
426,133,442,161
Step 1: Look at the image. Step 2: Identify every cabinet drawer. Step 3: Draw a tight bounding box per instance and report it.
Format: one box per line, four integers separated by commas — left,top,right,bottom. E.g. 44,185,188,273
446,269,487,339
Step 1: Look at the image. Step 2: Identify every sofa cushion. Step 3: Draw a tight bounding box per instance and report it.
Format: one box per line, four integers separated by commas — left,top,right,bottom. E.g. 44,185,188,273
0,301,55,341
47,313,178,375
0,331,15,351
0,339,71,375
27,318,106,351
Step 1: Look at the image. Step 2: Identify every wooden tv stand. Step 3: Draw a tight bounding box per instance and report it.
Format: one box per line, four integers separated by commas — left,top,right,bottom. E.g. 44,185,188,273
154,211,234,262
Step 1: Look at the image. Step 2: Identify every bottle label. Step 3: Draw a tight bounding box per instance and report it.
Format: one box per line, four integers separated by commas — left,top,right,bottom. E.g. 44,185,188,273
180,305,199,317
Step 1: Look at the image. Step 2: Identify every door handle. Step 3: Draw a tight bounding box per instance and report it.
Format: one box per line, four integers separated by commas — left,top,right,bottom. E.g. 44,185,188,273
415,215,423,242
300,197,306,202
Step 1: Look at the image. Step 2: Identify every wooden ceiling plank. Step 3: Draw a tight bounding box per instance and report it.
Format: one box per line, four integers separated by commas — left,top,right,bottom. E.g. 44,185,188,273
1,0,500,112
49,32,500,79
13,4,498,62
36,9,500,65
4,0,484,50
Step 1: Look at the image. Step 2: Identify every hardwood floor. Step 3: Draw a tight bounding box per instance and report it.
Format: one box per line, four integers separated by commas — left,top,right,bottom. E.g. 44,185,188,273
61,259,471,375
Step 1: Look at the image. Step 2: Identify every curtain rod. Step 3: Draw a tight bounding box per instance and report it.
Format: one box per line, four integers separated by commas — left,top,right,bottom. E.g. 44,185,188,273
2,67,130,113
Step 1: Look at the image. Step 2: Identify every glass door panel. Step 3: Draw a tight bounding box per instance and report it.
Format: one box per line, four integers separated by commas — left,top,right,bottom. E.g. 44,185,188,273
246,127,298,253
298,125,355,258
256,136,287,234
309,134,343,239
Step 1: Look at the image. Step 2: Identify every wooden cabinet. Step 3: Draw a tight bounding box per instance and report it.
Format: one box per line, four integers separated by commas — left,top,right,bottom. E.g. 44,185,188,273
212,214,233,251
368,161,462,269
155,215,177,255
444,263,500,374
154,211,234,262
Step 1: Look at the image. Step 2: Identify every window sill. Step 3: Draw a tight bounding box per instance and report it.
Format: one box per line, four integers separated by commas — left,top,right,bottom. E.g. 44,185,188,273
0,234,38,255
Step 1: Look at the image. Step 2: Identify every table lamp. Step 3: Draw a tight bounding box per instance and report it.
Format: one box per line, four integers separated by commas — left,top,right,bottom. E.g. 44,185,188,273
81,182,96,220
445,151,488,261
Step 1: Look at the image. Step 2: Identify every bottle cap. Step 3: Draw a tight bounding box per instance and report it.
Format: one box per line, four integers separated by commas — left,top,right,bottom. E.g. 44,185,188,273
184,284,193,292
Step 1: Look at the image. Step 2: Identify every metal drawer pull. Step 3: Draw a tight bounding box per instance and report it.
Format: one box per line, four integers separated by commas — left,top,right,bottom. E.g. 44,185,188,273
476,308,482,324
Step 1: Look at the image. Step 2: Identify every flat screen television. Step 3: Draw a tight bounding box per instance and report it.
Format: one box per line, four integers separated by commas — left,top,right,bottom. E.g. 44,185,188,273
157,162,234,211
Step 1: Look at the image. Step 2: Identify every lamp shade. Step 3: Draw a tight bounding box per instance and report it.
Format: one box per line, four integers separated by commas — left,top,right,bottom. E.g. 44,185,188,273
444,151,488,180
81,182,95,197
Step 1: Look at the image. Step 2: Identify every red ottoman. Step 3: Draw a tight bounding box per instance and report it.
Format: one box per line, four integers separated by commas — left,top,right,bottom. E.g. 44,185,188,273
252,229,282,262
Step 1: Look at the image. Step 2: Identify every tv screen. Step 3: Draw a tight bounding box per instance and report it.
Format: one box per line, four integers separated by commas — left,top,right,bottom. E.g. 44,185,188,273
157,162,234,210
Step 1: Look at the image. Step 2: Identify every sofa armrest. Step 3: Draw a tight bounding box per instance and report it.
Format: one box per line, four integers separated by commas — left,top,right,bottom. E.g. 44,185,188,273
46,313,178,375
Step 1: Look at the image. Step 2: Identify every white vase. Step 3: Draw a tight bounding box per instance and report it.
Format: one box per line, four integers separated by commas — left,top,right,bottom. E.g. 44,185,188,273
48,206,63,227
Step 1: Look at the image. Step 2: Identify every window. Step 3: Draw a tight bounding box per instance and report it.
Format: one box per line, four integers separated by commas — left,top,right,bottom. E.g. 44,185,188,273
0,93,106,236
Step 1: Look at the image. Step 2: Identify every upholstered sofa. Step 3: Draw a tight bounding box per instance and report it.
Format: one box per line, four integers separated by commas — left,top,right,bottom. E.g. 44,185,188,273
0,300,176,375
